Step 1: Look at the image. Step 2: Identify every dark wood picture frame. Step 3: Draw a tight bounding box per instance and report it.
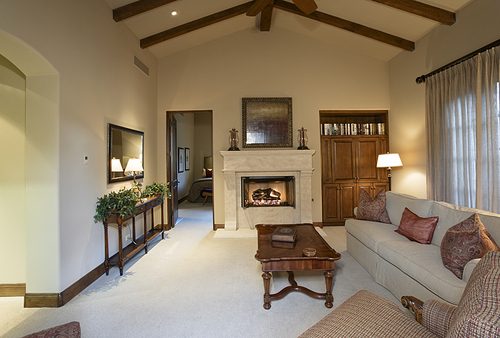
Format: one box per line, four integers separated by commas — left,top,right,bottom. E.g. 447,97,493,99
185,148,190,171
178,147,184,173
108,123,144,184
242,97,293,148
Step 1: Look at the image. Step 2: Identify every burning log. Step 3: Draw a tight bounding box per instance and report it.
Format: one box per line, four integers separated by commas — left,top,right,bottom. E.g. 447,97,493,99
252,188,281,202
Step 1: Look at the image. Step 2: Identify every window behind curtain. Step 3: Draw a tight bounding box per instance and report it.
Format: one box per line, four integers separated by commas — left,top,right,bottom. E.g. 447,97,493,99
426,46,500,213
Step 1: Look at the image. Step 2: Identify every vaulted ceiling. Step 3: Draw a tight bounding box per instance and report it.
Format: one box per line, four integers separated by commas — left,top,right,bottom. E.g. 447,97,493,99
103,0,474,61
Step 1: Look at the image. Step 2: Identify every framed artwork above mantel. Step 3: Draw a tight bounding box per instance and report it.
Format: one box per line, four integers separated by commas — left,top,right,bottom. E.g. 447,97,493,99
242,97,293,148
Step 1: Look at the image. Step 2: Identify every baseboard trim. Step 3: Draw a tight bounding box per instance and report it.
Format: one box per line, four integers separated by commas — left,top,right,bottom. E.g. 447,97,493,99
0,283,26,297
24,263,105,308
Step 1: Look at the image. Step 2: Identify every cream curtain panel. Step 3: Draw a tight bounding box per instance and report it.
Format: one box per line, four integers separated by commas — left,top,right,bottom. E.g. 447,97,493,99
426,46,500,213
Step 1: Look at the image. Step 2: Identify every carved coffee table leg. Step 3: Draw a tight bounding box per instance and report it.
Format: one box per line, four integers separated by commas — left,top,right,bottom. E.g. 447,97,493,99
262,272,272,310
324,270,334,308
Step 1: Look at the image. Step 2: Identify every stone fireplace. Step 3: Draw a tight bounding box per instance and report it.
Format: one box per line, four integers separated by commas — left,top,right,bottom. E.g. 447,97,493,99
220,150,315,232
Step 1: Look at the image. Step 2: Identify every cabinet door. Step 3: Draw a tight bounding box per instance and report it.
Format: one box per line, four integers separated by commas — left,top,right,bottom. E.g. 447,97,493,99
355,138,379,182
373,182,390,195
321,138,334,183
357,183,373,198
339,184,356,220
333,138,355,182
322,184,340,223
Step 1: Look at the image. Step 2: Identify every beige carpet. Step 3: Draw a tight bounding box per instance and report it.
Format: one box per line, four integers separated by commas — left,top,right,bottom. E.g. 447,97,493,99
1,201,400,338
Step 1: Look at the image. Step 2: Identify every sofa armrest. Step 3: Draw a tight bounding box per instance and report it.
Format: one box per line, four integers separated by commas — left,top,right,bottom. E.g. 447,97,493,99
421,300,456,338
462,258,481,282
401,296,423,323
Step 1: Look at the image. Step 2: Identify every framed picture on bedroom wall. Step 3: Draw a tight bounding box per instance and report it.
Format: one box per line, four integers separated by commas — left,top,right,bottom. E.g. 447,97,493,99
185,148,190,171
178,147,184,173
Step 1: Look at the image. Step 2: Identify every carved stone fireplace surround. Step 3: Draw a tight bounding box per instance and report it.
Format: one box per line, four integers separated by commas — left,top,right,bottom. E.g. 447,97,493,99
219,150,315,236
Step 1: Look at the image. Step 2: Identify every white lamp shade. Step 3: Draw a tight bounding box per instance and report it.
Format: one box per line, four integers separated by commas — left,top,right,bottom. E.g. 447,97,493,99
111,158,123,172
377,153,403,168
125,158,143,172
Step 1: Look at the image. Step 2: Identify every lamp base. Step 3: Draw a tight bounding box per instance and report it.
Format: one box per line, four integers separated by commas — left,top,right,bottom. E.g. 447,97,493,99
227,146,239,151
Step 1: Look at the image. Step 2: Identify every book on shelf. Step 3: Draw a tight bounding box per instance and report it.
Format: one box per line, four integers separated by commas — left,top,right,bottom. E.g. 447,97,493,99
321,123,385,136
271,226,297,243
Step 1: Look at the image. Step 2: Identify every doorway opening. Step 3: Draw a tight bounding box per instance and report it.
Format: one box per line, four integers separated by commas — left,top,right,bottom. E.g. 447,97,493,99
166,110,214,230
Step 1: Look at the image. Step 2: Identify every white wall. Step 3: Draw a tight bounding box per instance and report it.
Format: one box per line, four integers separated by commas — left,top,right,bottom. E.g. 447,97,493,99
158,26,391,225
0,0,159,292
388,0,500,198
0,55,26,284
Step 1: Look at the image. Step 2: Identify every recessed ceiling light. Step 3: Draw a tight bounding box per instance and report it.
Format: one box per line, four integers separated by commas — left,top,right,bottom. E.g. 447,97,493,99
171,10,178,16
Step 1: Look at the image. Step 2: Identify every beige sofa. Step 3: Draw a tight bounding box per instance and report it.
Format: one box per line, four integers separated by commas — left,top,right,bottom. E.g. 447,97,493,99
345,191,500,305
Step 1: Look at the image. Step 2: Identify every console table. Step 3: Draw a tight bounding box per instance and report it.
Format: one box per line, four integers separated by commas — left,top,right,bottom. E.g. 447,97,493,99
103,196,165,275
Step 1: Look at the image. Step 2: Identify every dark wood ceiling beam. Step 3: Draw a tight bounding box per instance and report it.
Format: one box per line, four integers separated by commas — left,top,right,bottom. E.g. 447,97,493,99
113,0,177,22
140,2,253,48
247,0,272,16
369,0,455,25
274,0,415,51
260,0,275,31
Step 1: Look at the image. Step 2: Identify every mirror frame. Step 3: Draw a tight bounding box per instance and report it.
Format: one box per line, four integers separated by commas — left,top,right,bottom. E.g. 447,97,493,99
242,97,293,148
108,123,144,184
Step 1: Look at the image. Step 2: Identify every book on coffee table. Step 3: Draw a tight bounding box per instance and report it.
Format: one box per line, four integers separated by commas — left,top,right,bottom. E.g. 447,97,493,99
271,226,297,243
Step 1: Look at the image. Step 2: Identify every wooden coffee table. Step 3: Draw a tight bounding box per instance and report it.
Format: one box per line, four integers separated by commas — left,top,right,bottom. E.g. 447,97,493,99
255,224,341,309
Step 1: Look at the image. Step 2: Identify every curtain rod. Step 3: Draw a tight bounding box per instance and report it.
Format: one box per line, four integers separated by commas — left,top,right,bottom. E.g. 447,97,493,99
415,38,500,84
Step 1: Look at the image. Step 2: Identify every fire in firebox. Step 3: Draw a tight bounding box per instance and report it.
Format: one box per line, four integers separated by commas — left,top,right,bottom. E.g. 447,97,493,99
241,176,295,208
252,188,281,206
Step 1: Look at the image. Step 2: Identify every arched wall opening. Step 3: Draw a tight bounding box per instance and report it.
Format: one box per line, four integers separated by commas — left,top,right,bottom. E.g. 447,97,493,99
0,30,61,300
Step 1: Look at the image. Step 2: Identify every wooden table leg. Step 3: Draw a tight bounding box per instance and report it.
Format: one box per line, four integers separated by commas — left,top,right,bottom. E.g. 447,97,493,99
118,222,124,276
324,270,334,308
104,223,109,275
262,272,272,310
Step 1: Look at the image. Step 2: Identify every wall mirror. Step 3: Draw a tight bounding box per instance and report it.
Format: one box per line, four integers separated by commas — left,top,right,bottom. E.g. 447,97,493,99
242,97,293,148
108,124,144,183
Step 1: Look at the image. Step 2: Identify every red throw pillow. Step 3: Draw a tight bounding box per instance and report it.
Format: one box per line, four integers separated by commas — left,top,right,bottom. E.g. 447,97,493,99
395,207,439,244
206,169,212,178
440,213,500,279
356,189,391,223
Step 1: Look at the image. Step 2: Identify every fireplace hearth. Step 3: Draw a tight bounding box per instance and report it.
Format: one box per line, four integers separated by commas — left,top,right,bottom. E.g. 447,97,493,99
241,176,295,208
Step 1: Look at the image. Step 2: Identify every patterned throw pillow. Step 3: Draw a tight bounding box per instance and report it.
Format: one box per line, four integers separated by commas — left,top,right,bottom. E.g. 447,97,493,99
395,207,439,244
440,213,500,279
356,189,391,223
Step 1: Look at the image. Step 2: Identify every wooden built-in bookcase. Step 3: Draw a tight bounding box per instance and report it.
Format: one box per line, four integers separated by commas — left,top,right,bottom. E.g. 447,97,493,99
320,110,390,226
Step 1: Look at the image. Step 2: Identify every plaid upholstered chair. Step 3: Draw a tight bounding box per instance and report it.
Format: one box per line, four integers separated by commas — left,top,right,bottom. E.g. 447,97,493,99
299,251,500,338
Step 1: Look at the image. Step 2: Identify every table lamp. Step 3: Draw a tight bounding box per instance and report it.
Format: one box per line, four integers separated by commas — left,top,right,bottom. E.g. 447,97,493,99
125,158,143,183
111,158,123,178
376,153,402,191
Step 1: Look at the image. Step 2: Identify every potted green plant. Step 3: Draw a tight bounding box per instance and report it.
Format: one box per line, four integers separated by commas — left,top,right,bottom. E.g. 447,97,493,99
142,182,171,199
94,187,141,223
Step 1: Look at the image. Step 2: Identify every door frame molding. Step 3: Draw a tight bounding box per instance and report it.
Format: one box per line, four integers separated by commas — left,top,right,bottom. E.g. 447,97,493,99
166,110,214,230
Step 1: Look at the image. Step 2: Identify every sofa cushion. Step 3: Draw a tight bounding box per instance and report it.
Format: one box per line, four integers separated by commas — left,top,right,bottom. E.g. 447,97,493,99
345,219,404,253
446,251,500,338
395,207,439,244
378,241,466,304
440,213,500,279
386,192,434,226
298,290,438,338
356,189,391,223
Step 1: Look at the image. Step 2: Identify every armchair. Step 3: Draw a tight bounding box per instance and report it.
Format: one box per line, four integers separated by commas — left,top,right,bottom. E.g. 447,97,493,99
299,251,500,338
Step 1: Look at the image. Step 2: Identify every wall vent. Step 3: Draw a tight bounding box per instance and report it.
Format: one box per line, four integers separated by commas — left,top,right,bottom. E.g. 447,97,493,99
134,55,149,76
